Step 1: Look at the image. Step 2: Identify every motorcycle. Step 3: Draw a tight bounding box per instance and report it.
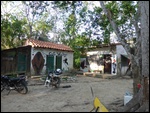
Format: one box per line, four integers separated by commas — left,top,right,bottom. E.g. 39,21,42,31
1,74,28,95
44,68,62,88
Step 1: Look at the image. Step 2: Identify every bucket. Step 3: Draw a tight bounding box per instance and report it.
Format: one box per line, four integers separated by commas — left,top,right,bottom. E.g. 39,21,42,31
124,92,133,105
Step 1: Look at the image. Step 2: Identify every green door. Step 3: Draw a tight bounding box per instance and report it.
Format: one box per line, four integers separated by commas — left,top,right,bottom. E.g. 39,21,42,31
17,52,27,72
56,56,62,69
46,55,54,73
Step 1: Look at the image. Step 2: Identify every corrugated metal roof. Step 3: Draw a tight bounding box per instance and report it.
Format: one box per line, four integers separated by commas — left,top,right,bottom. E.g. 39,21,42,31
24,38,73,52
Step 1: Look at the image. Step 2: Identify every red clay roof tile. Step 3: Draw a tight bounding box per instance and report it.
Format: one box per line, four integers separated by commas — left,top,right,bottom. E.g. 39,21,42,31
24,39,73,52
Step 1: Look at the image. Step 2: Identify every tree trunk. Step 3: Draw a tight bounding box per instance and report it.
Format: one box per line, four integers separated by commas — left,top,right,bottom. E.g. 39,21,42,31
131,57,141,95
100,1,149,112
140,1,149,110
118,1,149,112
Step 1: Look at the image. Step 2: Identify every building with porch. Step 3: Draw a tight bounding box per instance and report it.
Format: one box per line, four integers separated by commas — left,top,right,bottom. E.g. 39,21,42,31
80,43,130,76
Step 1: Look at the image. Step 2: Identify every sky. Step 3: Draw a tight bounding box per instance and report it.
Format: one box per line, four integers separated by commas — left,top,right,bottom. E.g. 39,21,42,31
1,1,22,15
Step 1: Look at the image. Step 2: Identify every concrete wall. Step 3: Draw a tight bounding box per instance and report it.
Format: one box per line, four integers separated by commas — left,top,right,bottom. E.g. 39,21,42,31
83,46,117,75
30,47,73,75
83,44,129,75
116,45,127,58
116,45,129,76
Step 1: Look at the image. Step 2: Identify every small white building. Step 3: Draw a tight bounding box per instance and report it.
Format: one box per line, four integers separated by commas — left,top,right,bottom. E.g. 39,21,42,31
24,39,74,76
80,43,129,75
1,38,74,77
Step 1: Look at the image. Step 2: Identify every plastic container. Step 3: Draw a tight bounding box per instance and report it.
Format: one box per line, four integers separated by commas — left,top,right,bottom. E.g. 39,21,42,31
124,91,133,105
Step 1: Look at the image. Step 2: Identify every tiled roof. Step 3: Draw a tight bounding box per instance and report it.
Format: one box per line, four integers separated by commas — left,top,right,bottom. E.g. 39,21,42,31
24,39,73,52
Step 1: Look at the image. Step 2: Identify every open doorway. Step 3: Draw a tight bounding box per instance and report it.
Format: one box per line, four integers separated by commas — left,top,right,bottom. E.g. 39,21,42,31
104,54,112,74
121,55,130,75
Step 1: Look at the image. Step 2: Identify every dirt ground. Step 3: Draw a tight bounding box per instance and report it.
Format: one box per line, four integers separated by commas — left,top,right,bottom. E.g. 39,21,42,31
1,75,133,112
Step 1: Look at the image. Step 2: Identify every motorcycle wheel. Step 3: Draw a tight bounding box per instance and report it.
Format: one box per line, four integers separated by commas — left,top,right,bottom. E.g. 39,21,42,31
53,77,61,88
16,81,28,94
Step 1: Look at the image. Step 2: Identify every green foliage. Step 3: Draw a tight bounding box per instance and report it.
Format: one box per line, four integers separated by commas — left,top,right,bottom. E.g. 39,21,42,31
65,14,77,36
74,54,81,69
61,34,91,69
1,14,27,50
79,6,88,18
33,14,53,40
120,1,137,17
52,1,82,12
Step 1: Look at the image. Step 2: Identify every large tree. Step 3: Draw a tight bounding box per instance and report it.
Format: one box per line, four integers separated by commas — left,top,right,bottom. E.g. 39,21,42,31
100,1,149,112
22,1,53,39
1,14,27,50
1,1,57,49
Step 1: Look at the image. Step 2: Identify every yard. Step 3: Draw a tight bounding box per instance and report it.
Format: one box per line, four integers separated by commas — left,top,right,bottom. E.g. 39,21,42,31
1,75,133,112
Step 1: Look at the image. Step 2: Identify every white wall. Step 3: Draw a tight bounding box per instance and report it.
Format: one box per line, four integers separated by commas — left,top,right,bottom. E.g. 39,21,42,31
116,45,127,58
85,47,117,74
121,67,128,75
83,45,129,75
30,47,73,75
116,45,128,75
